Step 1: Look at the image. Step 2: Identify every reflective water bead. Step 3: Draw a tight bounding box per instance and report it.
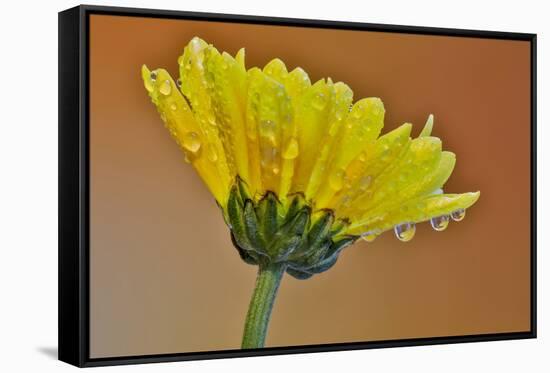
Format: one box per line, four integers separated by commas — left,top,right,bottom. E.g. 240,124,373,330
329,169,345,191
361,232,377,242
359,175,372,190
206,147,218,162
312,92,327,110
282,138,299,160
144,79,154,93
150,71,158,81
451,208,466,221
394,222,416,242
170,103,177,111
182,132,201,154
159,80,172,95
430,215,449,231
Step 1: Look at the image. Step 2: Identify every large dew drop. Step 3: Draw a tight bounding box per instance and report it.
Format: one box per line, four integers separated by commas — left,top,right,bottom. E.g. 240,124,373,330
206,146,218,162
329,169,345,191
430,215,449,231
282,138,299,160
361,232,377,242
159,80,172,96
451,208,466,221
394,222,416,242
182,132,201,154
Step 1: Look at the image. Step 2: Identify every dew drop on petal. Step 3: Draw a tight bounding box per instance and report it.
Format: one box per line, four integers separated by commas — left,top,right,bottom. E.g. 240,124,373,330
159,80,172,95
282,138,299,160
359,175,372,190
170,103,177,111
206,112,216,125
312,92,327,110
144,79,154,92
182,132,201,154
150,71,158,82
176,78,182,88
206,146,218,162
329,169,345,191
394,222,416,242
451,208,466,221
430,215,449,231
361,232,377,242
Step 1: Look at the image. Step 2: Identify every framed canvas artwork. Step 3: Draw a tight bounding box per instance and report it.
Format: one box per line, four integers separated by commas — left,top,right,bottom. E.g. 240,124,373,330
58,4,537,367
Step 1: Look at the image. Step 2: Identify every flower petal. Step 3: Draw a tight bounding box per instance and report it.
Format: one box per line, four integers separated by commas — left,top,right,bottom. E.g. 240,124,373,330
304,82,354,201
346,192,480,236
291,79,335,193
202,47,250,186
314,97,385,207
419,114,434,137
331,122,412,215
141,65,229,203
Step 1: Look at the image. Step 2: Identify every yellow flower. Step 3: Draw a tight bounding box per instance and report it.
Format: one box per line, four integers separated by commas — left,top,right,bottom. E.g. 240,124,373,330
142,37,479,279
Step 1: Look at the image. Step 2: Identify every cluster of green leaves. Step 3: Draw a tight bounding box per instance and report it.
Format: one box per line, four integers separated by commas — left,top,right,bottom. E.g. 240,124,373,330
224,178,357,279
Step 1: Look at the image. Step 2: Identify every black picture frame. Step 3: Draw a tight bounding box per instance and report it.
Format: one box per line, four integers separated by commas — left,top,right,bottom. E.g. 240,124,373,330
58,4,537,368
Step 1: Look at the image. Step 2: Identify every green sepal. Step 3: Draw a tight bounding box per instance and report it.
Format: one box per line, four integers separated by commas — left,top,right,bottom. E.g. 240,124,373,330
286,266,313,280
288,210,333,262
225,178,358,280
256,192,283,243
285,193,306,222
227,184,251,251
324,236,357,259
231,233,259,265
243,199,265,252
267,206,310,261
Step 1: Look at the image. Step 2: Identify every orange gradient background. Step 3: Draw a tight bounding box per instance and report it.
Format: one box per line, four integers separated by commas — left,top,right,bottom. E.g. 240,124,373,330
89,14,531,358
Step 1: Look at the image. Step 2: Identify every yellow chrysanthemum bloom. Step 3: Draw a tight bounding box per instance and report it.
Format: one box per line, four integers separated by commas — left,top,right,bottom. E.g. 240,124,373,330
142,37,479,348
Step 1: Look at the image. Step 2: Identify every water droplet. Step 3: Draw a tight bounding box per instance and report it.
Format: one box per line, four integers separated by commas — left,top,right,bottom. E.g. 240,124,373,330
282,138,299,160
451,208,466,221
206,146,218,162
430,215,449,231
260,119,275,130
359,175,372,190
329,169,345,191
150,71,157,81
259,120,277,144
159,80,171,95
394,222,416,242
176,78,182,88
328,122,339,136
144,79,154,92
206,112,216,125
361,232,377,242
170,103,177,111
246,125,257,140
312,92,327,110
182,132,201,154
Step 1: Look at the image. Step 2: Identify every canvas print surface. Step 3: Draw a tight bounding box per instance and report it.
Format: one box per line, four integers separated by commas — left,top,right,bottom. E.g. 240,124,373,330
88,14,531,358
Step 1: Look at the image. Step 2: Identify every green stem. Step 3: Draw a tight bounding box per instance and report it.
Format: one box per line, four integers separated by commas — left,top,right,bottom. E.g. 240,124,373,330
241,262,286,349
